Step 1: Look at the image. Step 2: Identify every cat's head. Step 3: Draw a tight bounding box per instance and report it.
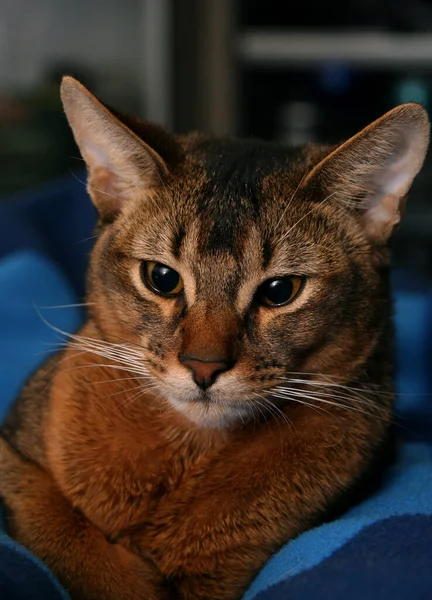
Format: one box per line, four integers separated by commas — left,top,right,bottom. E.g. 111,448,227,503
61,77,429,428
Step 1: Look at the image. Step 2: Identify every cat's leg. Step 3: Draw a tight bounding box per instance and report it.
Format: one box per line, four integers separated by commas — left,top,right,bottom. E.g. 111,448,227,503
167,549,273,600
128,509,283,600
0,436,172,600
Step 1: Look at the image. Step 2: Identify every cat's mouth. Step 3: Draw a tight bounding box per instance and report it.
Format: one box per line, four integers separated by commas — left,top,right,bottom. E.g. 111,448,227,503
147,360,296,428
156,375,281,428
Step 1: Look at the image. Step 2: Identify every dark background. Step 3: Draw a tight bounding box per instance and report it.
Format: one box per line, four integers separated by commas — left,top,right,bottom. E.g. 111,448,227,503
2,0,432,277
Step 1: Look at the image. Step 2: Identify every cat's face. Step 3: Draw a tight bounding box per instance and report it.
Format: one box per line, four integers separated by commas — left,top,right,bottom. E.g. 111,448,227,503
88,142,382,427
62,77,429,428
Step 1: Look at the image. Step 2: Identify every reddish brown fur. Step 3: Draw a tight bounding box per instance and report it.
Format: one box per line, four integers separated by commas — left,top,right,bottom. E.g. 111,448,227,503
0,78,429,599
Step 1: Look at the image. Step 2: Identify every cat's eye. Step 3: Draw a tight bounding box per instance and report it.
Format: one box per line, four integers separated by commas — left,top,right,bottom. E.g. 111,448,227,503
258,276,303,307
141,261,184,297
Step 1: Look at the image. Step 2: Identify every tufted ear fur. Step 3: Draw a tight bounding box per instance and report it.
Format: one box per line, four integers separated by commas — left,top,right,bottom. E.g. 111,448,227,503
61,76,170,222
302,103,430,244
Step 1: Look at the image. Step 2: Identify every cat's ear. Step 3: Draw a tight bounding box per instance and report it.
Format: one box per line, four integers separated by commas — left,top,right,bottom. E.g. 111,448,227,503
61,76,169,221
302,104,430,244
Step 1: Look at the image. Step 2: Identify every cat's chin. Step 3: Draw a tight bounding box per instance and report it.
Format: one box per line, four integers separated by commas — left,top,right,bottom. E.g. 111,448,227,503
163,391,252,429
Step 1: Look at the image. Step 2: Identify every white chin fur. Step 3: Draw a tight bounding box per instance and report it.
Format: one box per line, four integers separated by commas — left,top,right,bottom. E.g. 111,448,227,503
165,394,251,429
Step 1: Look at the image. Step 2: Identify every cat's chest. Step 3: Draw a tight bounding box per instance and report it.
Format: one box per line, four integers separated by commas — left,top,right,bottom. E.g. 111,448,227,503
50,416,220,538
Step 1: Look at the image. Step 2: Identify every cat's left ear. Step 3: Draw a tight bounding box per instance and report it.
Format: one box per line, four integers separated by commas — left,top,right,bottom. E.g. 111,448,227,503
302,103,430,244
61,76,174,221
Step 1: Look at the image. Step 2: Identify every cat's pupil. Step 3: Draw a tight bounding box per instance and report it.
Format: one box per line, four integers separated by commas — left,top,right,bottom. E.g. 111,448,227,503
142,261,183,297
151,263,180,293
262,277,294,306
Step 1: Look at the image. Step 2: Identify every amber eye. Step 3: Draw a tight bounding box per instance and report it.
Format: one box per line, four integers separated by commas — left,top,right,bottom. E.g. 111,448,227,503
141,261,184,297
258,276,303,307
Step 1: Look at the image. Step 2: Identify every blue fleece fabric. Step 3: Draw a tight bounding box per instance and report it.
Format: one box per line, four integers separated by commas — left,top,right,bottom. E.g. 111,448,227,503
0,175,432,599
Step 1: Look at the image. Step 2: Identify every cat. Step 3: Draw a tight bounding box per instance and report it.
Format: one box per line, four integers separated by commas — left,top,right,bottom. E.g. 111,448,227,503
0,76,429,600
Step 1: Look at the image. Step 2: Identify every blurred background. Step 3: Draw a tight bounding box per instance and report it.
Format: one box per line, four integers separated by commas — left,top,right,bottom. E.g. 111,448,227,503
2,0,432,277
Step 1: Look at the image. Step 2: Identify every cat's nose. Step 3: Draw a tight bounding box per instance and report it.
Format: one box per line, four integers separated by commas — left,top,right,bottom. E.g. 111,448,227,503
179,355,233,390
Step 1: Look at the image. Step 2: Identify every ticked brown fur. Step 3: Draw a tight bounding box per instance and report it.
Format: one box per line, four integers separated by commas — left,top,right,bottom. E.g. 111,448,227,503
0,78,429,600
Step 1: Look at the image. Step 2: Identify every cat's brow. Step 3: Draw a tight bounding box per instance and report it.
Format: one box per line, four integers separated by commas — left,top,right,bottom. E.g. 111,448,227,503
129,231,181,266
264,251,324,277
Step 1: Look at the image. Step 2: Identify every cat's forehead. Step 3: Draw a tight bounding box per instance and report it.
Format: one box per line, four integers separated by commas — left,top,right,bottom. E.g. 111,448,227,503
121,139,339,275
170,138,327,254
184,136,314,203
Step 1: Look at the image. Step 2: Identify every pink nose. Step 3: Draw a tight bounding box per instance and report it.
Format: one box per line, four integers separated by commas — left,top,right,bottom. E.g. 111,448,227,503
179,355,232,390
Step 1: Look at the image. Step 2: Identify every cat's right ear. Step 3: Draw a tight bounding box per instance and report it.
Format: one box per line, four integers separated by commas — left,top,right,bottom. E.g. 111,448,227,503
61,76,169,221
300,103,429,245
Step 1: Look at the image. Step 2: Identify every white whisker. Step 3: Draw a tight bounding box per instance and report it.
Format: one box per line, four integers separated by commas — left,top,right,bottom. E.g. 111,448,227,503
276,378,381,409
271,393,330,417
37,303,94,309
271,384,391,423
250,392,294,433
274,167,310,233
277,191,338,246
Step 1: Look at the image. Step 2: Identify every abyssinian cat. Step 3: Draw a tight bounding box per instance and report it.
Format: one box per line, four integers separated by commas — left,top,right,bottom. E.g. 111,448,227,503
0,76,429,600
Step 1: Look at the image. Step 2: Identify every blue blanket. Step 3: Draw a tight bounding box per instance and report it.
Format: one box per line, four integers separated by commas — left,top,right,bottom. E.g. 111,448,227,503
1,175,432,599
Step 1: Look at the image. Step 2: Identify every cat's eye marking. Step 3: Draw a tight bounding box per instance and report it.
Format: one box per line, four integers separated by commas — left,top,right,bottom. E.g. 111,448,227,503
171,225,186,259
262,240,273,269
258,276,304,307
141,261,184,297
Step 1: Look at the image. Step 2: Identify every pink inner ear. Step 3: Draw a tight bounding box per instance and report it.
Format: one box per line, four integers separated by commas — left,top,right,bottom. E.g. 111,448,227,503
377,144,418,198
360,142,423,242
93,166,114,195
85,141,110,168
82,139,123,211
88,166,123,219
360,193,402,242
